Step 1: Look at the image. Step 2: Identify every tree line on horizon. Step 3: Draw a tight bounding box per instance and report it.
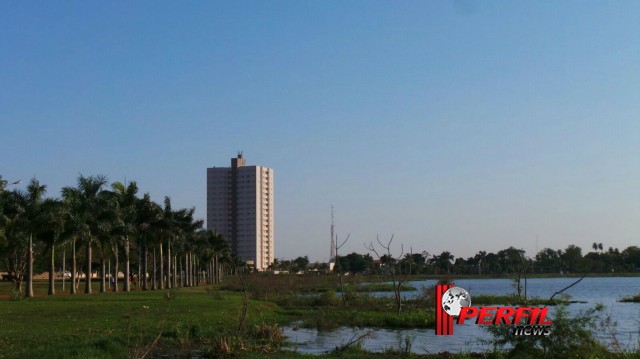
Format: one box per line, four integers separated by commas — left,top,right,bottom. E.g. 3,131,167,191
273,244,640,276
0,175,234,297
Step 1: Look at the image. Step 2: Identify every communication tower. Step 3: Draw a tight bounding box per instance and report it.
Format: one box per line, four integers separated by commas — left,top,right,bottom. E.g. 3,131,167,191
329,205,336,262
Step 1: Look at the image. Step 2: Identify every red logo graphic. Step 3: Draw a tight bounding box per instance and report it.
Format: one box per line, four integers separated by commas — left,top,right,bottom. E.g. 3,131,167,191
435,284,455,335
434,284,553,336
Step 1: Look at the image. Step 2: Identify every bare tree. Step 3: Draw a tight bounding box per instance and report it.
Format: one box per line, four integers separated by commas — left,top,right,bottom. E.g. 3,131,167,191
236,262,249,335
366,235,412,314
334,234,350,304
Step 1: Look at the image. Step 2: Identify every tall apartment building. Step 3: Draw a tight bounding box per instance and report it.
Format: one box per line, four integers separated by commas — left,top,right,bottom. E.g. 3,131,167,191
206,153,274,271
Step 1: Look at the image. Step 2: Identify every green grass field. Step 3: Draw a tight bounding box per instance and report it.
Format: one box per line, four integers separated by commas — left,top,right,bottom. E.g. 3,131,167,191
0,282,288,358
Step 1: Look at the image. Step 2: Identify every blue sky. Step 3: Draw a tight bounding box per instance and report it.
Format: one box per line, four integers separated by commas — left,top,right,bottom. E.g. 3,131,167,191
2,1,640,261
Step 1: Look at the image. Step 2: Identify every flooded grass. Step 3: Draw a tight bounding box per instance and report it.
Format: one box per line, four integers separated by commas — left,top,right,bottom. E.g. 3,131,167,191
619,294,640,303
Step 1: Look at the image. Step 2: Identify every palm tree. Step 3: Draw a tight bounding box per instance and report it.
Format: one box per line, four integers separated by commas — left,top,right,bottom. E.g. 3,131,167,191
1,190,29,293
12,178,49,298
181,214,203,286
159,197,182,289
95,203,117,293
200,229,229,284
433,251,454,275
156,197,176,290
39,198,66,295
135,193,162,290
61,175,110,294
60,194,82,294
168,206,198,286
111,181,138,292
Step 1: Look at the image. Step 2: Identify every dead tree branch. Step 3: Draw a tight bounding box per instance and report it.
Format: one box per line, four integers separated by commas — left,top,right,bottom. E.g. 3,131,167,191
366,235,412,314
335,233,350,304
332,330,375,353
545,275,585,307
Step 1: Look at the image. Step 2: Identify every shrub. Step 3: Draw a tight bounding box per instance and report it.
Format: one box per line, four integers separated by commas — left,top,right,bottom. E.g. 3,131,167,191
9,290,23,301
163,289,177,300
484,302,609,358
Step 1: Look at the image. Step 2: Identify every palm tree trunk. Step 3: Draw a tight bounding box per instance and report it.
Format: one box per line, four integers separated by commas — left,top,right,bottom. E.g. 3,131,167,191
194,256,198,286
124,238,130,292
152,245,157,290
48,244,55,295
159,243,164,290
185,254,189,286
62,250,66,292
100,257,106,293
173,255,177,288
142,244,148,290
179,257,184,287
214,255,218,284
138,242,142,289
210,258,216,284
166,241,171,289
189,253,193,286
114,254,119,292
190,253,194,286
191,253,195,286
215,255,219,283
27,232,34,298
85,240,92,294
71,239,77,294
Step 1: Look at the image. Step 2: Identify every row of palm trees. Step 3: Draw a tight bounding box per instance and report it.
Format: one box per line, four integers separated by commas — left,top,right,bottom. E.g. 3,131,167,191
0,174,233,297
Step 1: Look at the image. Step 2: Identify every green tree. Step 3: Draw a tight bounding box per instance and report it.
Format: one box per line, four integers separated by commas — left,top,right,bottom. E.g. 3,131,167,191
198,229,229,284
561,245,583,273
432,251,454,274
293,256,310,273
111,181,138,292
622,246,640,271
95,195,118,293
1,190,29,292
135,193,162,290
339,252,372,274
535,248,562,273
38,198,66,295
12,179,49,297
62,175,111,294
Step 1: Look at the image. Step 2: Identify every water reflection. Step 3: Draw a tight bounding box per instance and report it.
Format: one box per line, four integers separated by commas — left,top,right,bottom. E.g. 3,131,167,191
283,324,491,354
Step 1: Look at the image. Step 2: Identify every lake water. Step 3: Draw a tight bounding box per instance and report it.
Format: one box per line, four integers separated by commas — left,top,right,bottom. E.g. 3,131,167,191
283,277,640,354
